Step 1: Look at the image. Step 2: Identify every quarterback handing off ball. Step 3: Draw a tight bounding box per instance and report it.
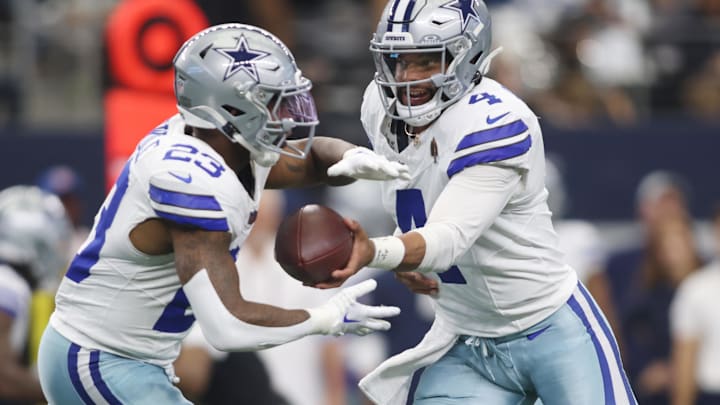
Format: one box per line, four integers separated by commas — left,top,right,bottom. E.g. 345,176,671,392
274,204,354,284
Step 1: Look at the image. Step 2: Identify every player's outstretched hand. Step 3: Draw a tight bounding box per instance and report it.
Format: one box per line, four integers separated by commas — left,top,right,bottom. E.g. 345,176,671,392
308,279,401,336
327,147,410,181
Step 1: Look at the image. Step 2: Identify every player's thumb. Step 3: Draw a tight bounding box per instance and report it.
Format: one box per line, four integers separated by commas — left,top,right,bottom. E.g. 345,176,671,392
327,161,349,177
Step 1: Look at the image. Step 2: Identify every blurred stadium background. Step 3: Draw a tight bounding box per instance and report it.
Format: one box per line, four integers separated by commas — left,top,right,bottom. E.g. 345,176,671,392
0,0,719,403
1,0,718,223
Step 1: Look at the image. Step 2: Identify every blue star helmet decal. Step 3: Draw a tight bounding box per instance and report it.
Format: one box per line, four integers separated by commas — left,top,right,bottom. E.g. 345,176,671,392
213,35,270,82
441,0,479,31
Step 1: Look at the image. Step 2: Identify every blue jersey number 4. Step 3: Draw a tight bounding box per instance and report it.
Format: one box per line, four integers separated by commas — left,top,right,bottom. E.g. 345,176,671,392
396,189,467,284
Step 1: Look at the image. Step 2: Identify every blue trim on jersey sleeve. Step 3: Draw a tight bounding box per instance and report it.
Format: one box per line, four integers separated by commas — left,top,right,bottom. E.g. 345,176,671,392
149,185,222,211
447,135,532,178
455,120,529,151
66,161,131,283
154,210,229,232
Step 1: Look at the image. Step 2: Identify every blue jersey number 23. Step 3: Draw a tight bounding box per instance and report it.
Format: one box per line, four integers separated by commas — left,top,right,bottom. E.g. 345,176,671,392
396,189,467,284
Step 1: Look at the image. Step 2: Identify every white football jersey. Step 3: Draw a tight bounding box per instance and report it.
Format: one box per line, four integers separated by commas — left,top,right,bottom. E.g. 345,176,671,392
51,114,269,367
361,79,577,337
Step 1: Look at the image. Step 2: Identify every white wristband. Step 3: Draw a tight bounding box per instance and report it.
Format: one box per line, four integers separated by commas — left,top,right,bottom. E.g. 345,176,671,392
368,236,405,270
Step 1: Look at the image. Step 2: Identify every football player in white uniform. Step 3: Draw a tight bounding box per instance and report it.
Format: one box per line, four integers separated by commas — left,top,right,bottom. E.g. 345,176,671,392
37,24,405,405
319,1,637,404
0,186,71,403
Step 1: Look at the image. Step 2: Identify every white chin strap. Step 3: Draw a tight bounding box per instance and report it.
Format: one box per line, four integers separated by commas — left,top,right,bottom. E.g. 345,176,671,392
395,90,443,127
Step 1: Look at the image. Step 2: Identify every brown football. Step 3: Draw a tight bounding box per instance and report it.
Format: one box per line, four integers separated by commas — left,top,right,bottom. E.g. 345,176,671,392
274,204,354,284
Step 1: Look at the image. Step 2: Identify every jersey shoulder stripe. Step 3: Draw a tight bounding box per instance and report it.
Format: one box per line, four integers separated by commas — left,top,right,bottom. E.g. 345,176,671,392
153,211,229,232
149,184,223,211
456,119,529,151
149,184,229,232
447,135,532,178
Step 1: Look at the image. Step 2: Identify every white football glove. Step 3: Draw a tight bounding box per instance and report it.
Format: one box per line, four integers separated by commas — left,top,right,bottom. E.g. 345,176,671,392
308,279,401,336
327,147,410,181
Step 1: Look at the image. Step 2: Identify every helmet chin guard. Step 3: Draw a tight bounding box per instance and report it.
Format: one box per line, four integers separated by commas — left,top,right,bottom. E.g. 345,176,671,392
371,0,492,125
174,24,318,167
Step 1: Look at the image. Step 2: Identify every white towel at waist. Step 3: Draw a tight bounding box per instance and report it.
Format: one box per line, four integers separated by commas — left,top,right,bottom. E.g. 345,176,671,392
359,317,458,405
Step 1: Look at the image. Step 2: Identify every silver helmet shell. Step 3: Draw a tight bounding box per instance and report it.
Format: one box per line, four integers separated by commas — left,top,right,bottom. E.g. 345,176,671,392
371,0,492,126
0,185,72,290
173,23,318,167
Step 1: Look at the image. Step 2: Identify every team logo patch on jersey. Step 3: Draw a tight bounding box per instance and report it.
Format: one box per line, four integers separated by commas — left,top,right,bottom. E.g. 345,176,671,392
441,0,480,31
214,35,270,82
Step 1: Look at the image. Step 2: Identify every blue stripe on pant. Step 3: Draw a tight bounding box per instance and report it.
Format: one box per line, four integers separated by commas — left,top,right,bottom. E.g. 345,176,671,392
38,325,192,405
414,281,638,404
68,343,96,404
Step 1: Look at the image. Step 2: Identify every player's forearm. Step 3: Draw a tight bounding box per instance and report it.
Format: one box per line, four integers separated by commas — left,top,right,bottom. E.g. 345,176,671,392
230,300,310,327
184,270,317,351
397,232,426,271
268,137,356,188
307,137,356,186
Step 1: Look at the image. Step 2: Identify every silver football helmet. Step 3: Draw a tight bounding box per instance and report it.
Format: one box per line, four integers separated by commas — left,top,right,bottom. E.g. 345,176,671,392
371,0,493,126
173,23,318,167
0,185,72,290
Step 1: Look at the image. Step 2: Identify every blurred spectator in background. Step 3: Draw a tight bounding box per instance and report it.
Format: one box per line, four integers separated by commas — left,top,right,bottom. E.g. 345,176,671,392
0,185,71,405
198,0,295,47
681,50,720,123
176,190,348,405
489,0,648,128
605,171,703,405
2,0,720,130
647,0,720,116
669,203,720,405
35,165,90,258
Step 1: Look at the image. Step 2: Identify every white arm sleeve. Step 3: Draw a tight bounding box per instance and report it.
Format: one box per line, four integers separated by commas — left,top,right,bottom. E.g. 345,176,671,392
413,164,521,272
183,269,318,351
